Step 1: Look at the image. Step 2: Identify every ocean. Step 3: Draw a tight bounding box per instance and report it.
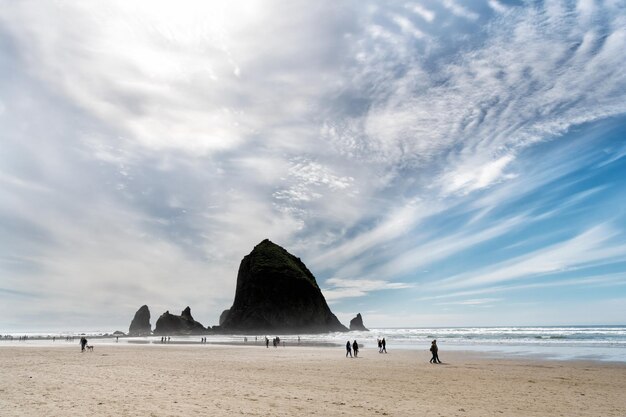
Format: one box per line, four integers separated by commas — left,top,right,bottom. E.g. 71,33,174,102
3,326,626,362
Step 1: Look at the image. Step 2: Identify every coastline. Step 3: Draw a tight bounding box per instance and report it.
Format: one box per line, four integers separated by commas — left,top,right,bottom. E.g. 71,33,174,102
4,326,626,363
1,344,625,416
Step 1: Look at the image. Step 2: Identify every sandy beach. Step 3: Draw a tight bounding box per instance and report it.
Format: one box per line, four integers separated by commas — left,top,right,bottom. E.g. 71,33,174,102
1,344,625,416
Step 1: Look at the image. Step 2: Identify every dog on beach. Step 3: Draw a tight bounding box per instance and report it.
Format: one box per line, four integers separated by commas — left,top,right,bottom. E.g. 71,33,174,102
86,345,94,352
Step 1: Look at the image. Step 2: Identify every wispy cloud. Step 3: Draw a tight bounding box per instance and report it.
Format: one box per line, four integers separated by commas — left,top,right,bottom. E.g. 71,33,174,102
439,223,626,290
1,1,625,329
441,0,480,21
323,278,413,301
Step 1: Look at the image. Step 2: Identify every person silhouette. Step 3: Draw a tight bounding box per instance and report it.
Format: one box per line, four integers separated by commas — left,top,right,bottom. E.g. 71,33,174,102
382,337,387,353
80,337,88,352
346,341,352,358
352,340,359,358
430,340,441,364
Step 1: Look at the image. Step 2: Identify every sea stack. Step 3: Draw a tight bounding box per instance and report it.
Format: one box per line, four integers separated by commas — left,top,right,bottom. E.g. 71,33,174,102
153,307,207,335
349,313,369,331
128,305,152,336
220,239,348,333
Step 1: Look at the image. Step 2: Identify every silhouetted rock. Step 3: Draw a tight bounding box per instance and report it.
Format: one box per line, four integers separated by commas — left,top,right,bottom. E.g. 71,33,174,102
221,239,348,333
349,313,369,331
153,307,207,335
219,309,230,326
128,305,152,336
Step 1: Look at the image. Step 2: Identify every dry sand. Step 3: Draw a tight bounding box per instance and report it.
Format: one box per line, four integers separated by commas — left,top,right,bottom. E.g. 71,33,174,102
1,344,625,416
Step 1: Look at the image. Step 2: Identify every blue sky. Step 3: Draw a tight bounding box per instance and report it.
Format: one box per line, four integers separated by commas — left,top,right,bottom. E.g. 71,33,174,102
1,0,625,331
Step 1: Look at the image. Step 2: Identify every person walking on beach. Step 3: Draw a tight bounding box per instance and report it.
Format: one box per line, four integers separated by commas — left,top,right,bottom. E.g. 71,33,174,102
265,337,269,348
378,338,382,353
430,340,441,364
352,340,359,358
80,337,88,352
346,341,352,358
382,337,387,353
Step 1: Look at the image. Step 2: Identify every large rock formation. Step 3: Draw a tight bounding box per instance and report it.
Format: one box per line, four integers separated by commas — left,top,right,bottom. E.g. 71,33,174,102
154,307,207,335
128,305,152,336
349,313,369,331
221,239,348,333
219,309,230,326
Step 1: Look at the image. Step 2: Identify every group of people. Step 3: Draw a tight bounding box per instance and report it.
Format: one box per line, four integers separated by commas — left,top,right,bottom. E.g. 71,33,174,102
345,340,359,357
200,337,207,344
267,336,283,347
343,337,442,363
377,338,387,353
160,336,170,343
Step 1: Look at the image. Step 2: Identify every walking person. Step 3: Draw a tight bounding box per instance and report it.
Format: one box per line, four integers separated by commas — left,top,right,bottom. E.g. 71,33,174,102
430,340,442,364
352,340,359,358
346,341,352,358
79,337,88,352
382,337,387,353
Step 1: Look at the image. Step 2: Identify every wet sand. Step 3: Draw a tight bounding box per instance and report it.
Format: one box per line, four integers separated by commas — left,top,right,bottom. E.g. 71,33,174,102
1,344,625,416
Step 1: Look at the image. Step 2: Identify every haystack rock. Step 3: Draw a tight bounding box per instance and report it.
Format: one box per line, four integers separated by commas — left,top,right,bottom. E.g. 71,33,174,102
219,309,230,326
128,305,152,336
220,239,348,333
153,307,207,335
349,313,369,331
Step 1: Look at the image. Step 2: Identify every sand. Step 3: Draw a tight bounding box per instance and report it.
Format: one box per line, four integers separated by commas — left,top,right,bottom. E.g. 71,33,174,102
1,344,625,416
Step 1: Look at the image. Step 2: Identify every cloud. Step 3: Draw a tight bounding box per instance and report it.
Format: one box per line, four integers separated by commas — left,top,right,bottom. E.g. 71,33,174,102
435,298,502,306
418,272,626,303
488,0,508,14
1,1,626,329
322,278,413,301
439,223,626,290
441,0,480,21
408,4,436,22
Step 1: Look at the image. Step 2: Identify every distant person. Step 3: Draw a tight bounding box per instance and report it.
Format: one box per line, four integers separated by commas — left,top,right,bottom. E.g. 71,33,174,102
378,338,382,353
382,337,387,353
244,337,248,343
265,337,269,348
298,336,301,345
80,337,88,352
352,340,359,358
430,340,441,364
346,341,352,358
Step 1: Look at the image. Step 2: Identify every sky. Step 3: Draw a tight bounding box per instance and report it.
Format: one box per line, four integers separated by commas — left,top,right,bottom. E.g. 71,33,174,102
1,0,626,332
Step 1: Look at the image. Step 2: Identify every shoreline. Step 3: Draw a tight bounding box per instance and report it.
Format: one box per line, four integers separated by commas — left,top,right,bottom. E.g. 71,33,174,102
1,345,625,416
2,338,626,365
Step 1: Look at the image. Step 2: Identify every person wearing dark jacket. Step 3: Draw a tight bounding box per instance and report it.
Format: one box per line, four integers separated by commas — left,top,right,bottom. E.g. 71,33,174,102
352,340,359,358
346,341,352,358
430,340,441,364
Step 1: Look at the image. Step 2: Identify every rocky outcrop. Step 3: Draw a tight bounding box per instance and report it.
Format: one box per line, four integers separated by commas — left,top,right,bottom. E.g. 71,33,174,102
349,313,369,331
221,239,348,333
153,307,207,335
128,305,152,336
219,309,230,326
